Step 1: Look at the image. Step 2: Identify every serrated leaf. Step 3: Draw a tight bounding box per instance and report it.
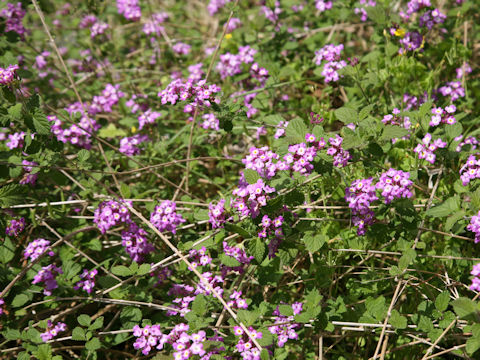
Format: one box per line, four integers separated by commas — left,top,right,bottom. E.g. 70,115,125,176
445,210,465,232
111,265,133,277
0,238,15,264
98,123,127,138
435,292,450,312
120,183,131,198
278,305,293,316
0,184,26,207
8,103,22,119
285,117,307,143
72,327,86,341
137,264,151,276
426,196,460,218
89,317,104,331
303,232,326,253
77,314,92,327
243,169,261,185
192,294,207,316
219,253,241,267
85,337,101,351
34,344,52,360
237,309,259,326
452,297,477,319
381,125,409,141
224,223,252,239
77,149,90,162
32,109,51,135
250,238,266,264
12,293,29,308
389,309,407,329
334,107,358,124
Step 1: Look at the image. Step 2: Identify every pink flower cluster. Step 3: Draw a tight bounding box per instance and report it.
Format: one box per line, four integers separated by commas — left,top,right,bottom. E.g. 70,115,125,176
354,0,376,22
438,81,465,102
143,12,169,35
233,326,262,360
150,200,186,234
216,46,257,79
138,109,162,130
6,217,25,237
199,113,219,131
456,136,478,152
456,63,472,79
315,0,333,12
382,108,411,143
172,42,191,55
48,113,101,149
40,321,67,342
314,44,346,83
470,263,480,291
119,134,149,156
0,2,27,38
0,64,19,85
400,0,431,20
188,247,212,269
419,9,446,29
94,200,131,234
327,135,351,167
468,212,480,243
121,222,155,262
20,160,38,185
158,79,221,114
90,21,109,38
24,238,55,261
227,290,248,309
376,169,413,204
430,105,456,126
398,31,424,54
274,121,289,139
90,84,125,114
116,0,141,21
232,179,276,218
208,199,227,229
207,0,232,15
260,1,281,23
413,133,447,164
269,302,303,347
74,269,98,294
223,241,253,265
259,215,285,258
6,131,25,149
345,178,378,235
0,298,4,316
460,155,480,186
33,264,63,295
243,146,280,179
283,137,324,175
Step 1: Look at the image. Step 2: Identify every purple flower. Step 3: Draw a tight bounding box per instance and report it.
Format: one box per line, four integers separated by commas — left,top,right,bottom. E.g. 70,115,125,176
413,133,446,164
150,200,186,234
90,84,125,114
438,81,465,102
142,12,168,35
172,42,191,55
460,155,480,185
399,31,423,54
90,21,109,38
468,212,480,243
345,178,378,235
0,64,19,85
470,263,480,291
0,3,27,38
40,321,67,342
269,302,303,347
315,0,333,12
327,135,351,167
116,0,141,21
199,113,219,131
121,222,155,262
232,178,276,218
32,264,63,296
93,200,131,234
208,199,227,229
6,217,25,237
119,134,149,156
24,238,55,261
74,269,98,294
376,169,413,204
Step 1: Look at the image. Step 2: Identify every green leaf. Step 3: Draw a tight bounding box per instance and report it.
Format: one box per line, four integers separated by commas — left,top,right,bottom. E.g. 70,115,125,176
243,169,260,185
237,309,259,326
111,265,133,277
260,349,270,360
389,309,407,329
98,123,127,138
435,292,450,312
219,253,241,267
278,305,293,316
446,122,463,141
224,223,252,239
72,327,86,341
12,293,29,308
452,297,477,319
398,248,416,270
8,103,22,119
285,117,307,143
0,184,27,207
466,335,480,355
250,238,266,264
334,107,358,124
89,317,104,331
77,314,92,327
426,196,460,218
34,344,52,360
0,238,15,264
32,109,51,135
381,125,409,141
77,149,90,162
137,263,151,276
192,294,207,316
303,232,326,253
120,183,131,199
85,337,102,351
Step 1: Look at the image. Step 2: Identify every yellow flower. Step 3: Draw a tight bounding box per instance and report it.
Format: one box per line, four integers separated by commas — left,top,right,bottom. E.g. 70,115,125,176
131,126,137,133
394,28,406,38
225,33,232,40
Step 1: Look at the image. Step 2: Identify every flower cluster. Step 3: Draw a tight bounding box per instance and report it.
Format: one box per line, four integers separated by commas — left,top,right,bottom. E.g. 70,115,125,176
199,113,219,131
227,291,249,309
0,2,27,38
172,42,191,55
126,94,148,113
40,321,67,342
269,302,303,347
470,263,480,292
116,0,141,21
207,0,231,15
223,241,253,265
6,217,25,237
399,31,424,54
143,12,169,35
456,135,478,152
430,105,456,126
376,169,413,204
283,138,324,176
314,44,346,83
400,0,431,20
468,212,480,243
419,9,447,29
345,178,378,235
403,92,428,110
413,133,447,164
0,298,4,316
249,63,269,86
315,0,333,12
132,324,164,355
274,120,289,139
233,326,263,360
327,135,351,167
438,81,465,102
90,84,125,114
188,247,212,269
150,200,186,234
121,222,155,262
188,63,205,82
258,215,285,258
195,271,224,296
158,79,221,114
216,45,257,79
74,269,98,294
20,160,38,185
456,63,472,79
138,109,162,130
33,264,63,295
24,238,55,261
232,179,276,218
382,108,411,143
260,1,281,23
242,146,280,179
208,199,227,228
226,17,242,33
0,64,19,85
90,21,109,38
93,200,131,234
48,113,101,149
460,155,480,185
6,131,25,149
119,134,149,156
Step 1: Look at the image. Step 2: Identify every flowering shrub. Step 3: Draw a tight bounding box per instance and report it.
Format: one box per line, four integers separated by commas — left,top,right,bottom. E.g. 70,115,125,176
1,0,480,359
